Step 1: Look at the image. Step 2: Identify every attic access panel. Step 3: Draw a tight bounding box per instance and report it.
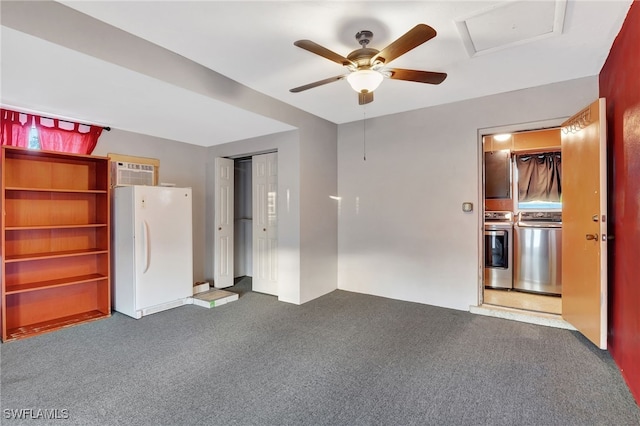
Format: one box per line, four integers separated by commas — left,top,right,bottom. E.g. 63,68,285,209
456,0,567,57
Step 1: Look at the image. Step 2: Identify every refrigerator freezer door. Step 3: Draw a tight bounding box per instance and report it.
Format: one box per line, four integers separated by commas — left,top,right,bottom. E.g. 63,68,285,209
133,186,193,311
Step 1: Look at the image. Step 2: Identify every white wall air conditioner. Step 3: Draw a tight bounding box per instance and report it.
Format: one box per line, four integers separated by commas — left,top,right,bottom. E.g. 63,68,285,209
112,161,155,186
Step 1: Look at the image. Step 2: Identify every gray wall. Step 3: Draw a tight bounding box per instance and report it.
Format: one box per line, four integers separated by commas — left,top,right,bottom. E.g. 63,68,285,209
298,117,339,303
93,129,208,282
3,0,340,305
337,76,599,311
0,1,609,313
207,123,338,305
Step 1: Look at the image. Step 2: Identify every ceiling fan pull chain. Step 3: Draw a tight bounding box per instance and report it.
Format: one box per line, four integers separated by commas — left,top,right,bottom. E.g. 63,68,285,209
363,108,367,161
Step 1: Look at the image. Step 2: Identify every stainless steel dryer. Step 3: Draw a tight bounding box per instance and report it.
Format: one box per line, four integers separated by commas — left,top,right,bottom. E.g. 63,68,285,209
514,211,562,295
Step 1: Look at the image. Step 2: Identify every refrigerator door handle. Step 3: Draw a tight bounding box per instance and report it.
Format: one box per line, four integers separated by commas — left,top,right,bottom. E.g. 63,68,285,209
142,220,151,273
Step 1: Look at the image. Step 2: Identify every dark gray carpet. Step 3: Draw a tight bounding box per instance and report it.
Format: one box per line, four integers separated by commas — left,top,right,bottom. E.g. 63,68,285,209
1,284,639,426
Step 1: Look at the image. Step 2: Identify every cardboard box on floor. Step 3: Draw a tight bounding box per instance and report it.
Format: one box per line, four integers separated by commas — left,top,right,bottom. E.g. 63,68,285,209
191,289,238,309
193,281,210,294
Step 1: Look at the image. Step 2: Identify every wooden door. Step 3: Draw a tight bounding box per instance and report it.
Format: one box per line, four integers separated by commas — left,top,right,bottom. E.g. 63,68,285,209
561,98,608,349
252,153,278,295
214,157,234,289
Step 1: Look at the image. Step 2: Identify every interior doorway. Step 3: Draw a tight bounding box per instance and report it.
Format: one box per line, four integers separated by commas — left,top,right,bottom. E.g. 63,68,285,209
213,152,278,296
482,127,563,315
479,98,609,350
233,157,253,280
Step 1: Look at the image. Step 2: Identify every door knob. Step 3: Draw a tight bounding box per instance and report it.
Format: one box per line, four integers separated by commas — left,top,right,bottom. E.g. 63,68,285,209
586,234,598,241
218,227,222,231
263,228,267,232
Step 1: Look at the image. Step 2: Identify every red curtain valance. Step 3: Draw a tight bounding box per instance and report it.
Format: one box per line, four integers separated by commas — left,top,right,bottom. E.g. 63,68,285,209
0,109,32,148
0,108,103,154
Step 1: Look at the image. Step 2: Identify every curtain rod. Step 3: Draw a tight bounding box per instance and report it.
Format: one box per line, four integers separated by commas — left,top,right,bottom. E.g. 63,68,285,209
1,104,111,131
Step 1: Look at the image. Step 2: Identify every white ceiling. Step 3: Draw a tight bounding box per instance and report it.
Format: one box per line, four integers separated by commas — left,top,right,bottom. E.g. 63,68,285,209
0,1,633,147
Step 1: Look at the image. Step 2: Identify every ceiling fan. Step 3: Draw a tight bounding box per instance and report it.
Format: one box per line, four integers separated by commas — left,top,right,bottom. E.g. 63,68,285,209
290,24,447,105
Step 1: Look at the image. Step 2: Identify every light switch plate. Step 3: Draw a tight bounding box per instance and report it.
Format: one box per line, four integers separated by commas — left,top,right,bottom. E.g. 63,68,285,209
462,202,473,212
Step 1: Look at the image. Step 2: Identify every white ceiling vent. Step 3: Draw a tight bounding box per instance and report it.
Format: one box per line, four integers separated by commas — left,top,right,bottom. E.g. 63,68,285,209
456,0,567,57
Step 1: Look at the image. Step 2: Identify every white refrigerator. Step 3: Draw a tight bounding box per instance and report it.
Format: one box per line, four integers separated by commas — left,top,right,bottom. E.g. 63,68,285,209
113,185,193,319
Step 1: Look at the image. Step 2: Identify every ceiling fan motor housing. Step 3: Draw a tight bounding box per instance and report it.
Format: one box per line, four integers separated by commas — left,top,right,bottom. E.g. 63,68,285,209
347,47,380,69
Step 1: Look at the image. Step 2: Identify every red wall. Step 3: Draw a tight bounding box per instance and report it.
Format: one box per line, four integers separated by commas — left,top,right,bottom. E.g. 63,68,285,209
599,0,640,404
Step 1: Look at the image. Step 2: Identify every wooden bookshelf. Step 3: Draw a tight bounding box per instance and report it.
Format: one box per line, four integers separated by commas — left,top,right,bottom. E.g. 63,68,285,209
1,147,111,342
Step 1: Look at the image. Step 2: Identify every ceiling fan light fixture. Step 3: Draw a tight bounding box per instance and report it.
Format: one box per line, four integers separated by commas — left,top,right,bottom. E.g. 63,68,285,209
347,70,384,93
291,25,444,104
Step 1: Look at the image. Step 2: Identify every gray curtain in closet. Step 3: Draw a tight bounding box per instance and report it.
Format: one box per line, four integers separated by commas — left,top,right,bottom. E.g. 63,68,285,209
516,152,562,202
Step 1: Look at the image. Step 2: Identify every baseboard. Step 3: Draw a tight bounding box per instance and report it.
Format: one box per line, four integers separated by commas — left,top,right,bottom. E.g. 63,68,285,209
139,298,190,318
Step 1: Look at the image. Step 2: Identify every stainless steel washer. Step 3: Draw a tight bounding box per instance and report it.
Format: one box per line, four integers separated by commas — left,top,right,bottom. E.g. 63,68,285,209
484,211,513,289
514,211,562,295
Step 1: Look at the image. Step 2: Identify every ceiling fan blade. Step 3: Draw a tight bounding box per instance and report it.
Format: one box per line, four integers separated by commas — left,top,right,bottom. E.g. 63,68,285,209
388,68,447,85
359,91,374,105
294,40,355,67
371,24,437,65
290,75,347,93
